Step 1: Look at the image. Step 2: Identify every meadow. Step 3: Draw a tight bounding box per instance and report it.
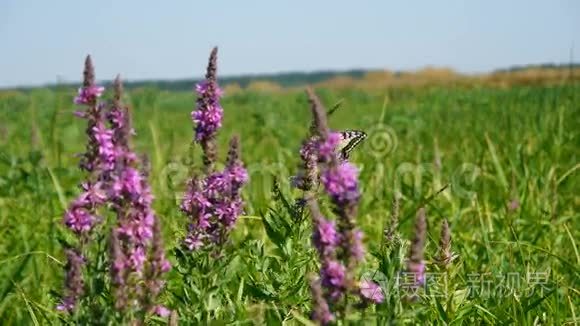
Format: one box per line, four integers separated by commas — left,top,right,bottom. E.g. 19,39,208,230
0,76,578,324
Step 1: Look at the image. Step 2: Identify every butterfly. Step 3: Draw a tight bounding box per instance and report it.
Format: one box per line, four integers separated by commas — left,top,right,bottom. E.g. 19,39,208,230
336,129,367,161
290,129,366,189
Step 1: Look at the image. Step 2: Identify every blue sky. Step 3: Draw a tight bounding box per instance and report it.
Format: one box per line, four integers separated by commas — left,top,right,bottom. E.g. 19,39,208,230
1,0,578,87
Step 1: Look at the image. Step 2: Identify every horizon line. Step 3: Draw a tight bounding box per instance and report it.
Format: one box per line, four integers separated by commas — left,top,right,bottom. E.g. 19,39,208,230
2,61,578,91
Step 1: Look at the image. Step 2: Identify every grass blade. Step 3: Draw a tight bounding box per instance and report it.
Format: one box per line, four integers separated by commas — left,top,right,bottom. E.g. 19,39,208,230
46,167,67,211
485,133,509,190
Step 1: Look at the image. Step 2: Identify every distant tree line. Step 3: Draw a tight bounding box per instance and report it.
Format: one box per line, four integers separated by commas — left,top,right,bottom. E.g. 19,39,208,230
6,63,579,92
493,62,580,73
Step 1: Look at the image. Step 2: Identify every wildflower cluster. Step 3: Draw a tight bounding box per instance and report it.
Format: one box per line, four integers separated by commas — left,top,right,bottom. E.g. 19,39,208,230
59,56,110,311
181,136,248,250
52,47,459,325
181,47,248,252
107,76,170,314
303,88,382,324
58,57,170,318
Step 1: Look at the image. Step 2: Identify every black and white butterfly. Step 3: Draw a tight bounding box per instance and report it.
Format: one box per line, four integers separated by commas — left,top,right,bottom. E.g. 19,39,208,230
336,129,367,161
290,129,366,187
289,129,366,190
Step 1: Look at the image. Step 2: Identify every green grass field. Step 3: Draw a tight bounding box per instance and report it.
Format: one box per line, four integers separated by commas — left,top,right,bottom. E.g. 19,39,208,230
0,83,578,324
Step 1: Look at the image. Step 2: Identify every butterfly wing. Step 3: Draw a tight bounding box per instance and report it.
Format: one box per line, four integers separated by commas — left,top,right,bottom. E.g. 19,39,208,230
338,130,367,160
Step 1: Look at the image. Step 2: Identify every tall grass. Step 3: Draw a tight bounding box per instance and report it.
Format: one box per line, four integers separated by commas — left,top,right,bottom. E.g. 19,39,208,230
0,83,578,324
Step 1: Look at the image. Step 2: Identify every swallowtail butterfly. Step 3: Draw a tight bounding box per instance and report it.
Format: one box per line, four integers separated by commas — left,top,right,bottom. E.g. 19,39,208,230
290,129,366,189
336,129,367,161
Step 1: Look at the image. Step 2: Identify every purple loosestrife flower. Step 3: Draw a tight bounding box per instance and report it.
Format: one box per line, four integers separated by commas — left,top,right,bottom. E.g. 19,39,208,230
407,261,426,285
293,131,344,191
182,177,211,224
312,218,340,257
220,136,248,228
300,138,318,162
321,162,360,206
318,132,341,162
404,207,427,302
63,56,111,235
292,125,339,192
181,177,210,250
74,85,104,105
143,218,171,316
181,49,248,252
109,229,128,310
292,141,319,191
193,81,223,142
74,56,113,175
306,88,364,268
59,56,110,312
92,120,116,171
181,136,248,250
309,202,347,303
321,260,347,301
349,229,365,263
192,47,223,170
291,86,332,190
107,76,170,314
309,276,334,325
64,198,99,234
77,103,115,173
63,182,107,234
302,88,378,322
57,249,86,312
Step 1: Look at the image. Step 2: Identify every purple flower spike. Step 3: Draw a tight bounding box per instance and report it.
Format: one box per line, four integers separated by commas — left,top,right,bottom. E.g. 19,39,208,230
318,132,341,161
60,60,170,319
321,161,360,205
63,56,112,234
349,228,365,262
56,299,75,313
59,55,112,314
181,133,248,251
74,85,105,105
105,76,170,314
56,249,85,312
183,233,204,251
302,89,371,320
321,260,346,301
192,47,222,169
310,276,335,325
312,218,339,257
92,121,116,170
192,102,223,142
299,138,318,162
73,56,105,105
63,202,97,234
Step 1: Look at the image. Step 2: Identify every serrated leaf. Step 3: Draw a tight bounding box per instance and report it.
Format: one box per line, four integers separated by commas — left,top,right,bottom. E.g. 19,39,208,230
262,212,287,248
